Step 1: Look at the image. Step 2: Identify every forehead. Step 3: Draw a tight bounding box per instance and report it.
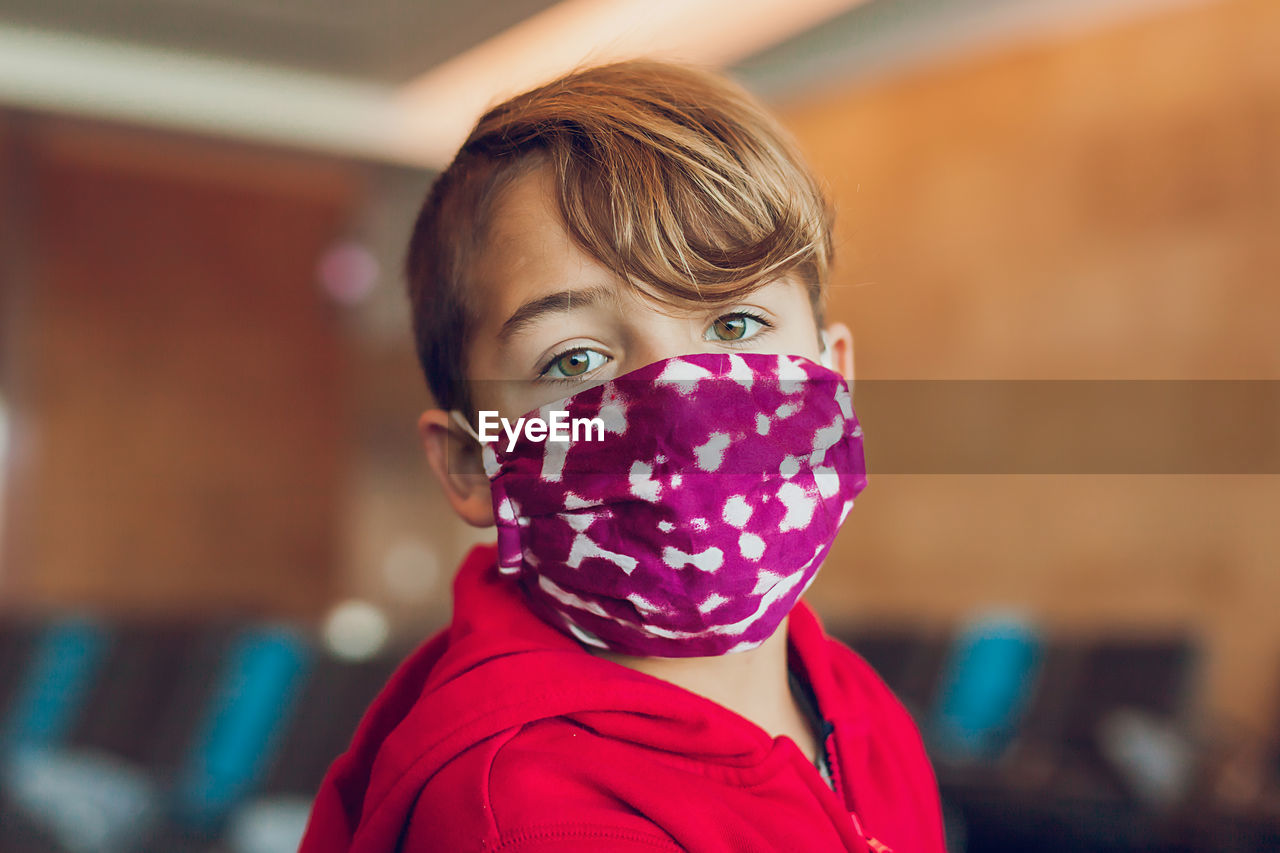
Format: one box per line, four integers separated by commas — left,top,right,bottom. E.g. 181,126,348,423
467,162,818,333
471,163,624,343
470,166,608,315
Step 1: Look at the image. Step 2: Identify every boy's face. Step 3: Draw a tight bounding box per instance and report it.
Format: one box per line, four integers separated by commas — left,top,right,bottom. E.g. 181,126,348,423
420,165,853,527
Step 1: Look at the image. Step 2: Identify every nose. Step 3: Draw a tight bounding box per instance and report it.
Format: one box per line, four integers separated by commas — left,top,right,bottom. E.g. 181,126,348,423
623,314,719,374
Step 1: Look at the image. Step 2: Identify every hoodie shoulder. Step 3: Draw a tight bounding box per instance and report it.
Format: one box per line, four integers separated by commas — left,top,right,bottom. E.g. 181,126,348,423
402,718,683,853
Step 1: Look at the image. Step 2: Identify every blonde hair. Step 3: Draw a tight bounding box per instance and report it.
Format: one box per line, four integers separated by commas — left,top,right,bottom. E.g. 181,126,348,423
406,58,834,411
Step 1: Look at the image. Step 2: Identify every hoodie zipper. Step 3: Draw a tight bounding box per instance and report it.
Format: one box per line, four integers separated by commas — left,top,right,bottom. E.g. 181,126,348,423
791,669,883,853
818,720,895,853
791,664,896,852
816,718,838,792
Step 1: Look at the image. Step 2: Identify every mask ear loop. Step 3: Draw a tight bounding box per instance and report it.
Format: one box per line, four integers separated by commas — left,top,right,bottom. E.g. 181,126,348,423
451,410,503,482
820,330,835,370
450,410,483,444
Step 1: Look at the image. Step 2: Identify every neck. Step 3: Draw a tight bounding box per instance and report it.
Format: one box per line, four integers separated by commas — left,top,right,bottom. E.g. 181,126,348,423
582,616,815,748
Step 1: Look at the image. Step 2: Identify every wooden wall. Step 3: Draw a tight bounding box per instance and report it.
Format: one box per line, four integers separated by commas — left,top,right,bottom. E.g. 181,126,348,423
0,117,360,620
781,0,1280,732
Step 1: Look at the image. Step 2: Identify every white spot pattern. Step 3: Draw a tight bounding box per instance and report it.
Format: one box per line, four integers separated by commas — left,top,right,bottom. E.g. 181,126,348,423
738,532,765,560
661,545,725,572
693,433,730,472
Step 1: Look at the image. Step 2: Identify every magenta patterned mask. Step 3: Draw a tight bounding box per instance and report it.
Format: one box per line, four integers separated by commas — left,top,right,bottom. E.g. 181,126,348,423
472,352,867,658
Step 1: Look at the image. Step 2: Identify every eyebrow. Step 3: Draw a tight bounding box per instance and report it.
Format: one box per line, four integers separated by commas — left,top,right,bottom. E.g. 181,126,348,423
499,284,617,338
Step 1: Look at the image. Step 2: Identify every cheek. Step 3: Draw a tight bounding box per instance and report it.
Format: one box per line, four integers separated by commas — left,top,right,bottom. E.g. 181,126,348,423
459,368,514,422
762,321,824,363
464,342,534,418
471,385,527,422
510,380,615,420
470,380,562,423
760,286,824,362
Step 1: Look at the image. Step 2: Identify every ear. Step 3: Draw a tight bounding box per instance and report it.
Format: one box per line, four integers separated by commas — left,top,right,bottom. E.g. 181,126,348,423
822,321,855,381
418,409,496,528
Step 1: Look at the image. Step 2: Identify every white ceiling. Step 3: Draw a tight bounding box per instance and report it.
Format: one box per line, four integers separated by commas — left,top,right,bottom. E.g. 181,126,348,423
0,0,565,85
0,0,1215,168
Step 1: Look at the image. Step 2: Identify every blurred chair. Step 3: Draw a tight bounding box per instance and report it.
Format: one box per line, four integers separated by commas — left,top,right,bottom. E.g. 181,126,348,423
0,621,312,853
1059,635,1199,795
941,632,1202,853
225,797,318,853
259,647,402,798
0,620,44,725
167,625,313,838
0,616,108,760
0,616,116,852
68,621,230,776
225,645,406,853
929,614,1045,766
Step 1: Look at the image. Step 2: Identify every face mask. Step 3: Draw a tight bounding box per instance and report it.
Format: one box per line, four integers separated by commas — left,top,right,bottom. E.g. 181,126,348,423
453,351,867,658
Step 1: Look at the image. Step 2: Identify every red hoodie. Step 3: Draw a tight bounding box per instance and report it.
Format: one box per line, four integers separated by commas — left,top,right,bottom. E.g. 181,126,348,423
300,545,946,852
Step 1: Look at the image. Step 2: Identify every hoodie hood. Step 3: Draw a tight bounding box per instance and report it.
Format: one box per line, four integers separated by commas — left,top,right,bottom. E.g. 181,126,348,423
300,544,945,853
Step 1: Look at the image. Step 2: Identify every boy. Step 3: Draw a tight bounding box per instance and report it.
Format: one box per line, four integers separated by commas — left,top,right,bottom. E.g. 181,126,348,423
301,60,946,852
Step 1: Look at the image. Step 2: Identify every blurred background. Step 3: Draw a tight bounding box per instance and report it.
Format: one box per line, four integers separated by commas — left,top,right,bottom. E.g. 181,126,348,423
0,0,1278,851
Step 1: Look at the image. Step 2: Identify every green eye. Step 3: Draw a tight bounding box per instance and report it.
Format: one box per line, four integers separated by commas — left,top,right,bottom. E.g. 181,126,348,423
543,348,607,379
707,313,766,343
